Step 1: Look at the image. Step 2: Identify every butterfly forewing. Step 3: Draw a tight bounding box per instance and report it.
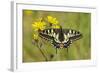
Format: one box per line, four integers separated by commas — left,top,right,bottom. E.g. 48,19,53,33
39,29,52,40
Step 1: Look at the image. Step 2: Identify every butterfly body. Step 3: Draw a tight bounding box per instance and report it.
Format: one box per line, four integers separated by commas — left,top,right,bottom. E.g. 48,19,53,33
39,28,82,49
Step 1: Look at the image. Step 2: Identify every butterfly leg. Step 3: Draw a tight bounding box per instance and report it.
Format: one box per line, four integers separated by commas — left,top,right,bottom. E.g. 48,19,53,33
56,48,57,54
67,48,69,53
55,48,60,60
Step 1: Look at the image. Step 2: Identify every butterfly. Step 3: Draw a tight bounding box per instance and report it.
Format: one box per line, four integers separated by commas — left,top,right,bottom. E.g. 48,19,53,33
39,28,82,49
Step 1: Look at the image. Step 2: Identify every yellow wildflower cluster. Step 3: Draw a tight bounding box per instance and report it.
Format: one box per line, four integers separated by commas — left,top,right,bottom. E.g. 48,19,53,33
32,18,46,40
47,16,59,25
47,16,60,29
32,16,61,40
32,18,46,31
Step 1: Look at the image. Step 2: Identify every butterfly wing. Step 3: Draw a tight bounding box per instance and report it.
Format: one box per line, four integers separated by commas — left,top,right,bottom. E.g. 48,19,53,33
39,29,60,40
39,29,82,49
39,30,53,40
63,29,82,42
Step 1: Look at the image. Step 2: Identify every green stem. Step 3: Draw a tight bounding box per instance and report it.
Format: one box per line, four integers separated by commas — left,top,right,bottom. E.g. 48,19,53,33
37,46,48,61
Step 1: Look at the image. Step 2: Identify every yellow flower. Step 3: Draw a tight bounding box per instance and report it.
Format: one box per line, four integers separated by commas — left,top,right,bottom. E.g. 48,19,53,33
32,21,46,31
47,16,59,25
52,25,61,29
33,34,38,40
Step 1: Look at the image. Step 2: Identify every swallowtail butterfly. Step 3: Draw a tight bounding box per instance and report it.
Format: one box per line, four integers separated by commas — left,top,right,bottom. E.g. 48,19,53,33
39,28,82,49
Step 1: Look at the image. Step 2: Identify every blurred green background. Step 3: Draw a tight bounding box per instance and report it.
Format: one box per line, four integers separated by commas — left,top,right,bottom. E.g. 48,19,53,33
23,10,91,62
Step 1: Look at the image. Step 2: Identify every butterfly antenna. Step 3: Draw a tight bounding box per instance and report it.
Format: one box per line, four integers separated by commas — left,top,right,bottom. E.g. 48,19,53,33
56,48,58,60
